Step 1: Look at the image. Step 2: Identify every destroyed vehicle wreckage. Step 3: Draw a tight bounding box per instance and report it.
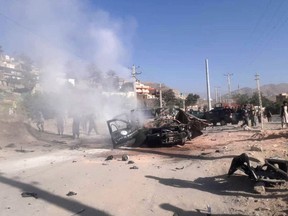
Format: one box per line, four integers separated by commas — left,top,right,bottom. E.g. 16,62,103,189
228,153,288,185
107,108,209,148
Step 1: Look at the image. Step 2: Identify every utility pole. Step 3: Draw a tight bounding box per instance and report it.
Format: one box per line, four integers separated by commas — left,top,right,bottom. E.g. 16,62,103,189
129,64,141,107
215,86,220,104
219,89,222,103
130,64,141,82
224,73,233,106
205,59,212,111
181,93,186,110
255,73,264,130
159,83,163,108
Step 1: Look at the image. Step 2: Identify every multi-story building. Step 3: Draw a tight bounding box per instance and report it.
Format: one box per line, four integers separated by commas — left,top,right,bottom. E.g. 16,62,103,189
0,54,39,87
276,93,288,104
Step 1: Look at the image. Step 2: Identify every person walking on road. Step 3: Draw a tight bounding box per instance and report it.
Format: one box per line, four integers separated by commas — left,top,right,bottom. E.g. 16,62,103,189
72,114,80,139
56,114,65,135
88,113,99,135
250,104,257,127
36,111,44,132
280,101,288,128
241,105,249,128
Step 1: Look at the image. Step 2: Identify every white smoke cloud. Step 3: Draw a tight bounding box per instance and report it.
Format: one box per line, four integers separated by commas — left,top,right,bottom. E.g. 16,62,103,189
0,0,136,81
0,0,139,133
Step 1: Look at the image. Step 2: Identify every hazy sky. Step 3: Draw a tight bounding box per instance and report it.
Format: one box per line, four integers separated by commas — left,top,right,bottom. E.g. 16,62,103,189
1,0,288,96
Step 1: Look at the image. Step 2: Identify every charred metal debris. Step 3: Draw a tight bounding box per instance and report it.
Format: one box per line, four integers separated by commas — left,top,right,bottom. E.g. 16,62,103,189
228,153,288,185
107,108,209,148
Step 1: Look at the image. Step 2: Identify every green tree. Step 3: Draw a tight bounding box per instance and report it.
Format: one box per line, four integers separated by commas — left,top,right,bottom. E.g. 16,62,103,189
162,89,176,106
185,93,200,106
249,92,273,107
22,92,57,119
232,93,250,105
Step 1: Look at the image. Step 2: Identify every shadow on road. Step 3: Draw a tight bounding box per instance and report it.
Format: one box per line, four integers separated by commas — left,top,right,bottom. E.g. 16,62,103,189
160,203,249,216
0,174,111,216
146,174,287,199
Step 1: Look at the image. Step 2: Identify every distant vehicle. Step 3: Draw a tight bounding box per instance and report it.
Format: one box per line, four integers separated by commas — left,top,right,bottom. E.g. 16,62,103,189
204,107,239,126
189,110,205,119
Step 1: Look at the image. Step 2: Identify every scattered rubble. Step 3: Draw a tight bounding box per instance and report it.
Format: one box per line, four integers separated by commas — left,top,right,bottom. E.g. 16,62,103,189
130,166,139,170
253,182,266,195
105,155,114,161
66,191,77,196
128,160,135,164
250,145,263,152
122,154,129,161
21,192,38,199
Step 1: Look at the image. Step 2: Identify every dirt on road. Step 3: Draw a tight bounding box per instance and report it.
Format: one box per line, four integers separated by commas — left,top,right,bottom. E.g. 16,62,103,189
0,119,287,216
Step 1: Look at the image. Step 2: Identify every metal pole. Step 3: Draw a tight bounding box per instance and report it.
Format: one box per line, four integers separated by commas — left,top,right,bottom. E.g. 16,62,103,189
159,83,163,108
183,94,186,110
215,87,218,104
205,59,212,110
255,73,264,130
219,89,222,103
224,73,233,106
130,64,142,108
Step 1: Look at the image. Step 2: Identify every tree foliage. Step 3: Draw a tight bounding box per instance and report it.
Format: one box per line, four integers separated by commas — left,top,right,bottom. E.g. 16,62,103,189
22,92,57,119
233,93,273,107
185,93,200,106
162,89,176,106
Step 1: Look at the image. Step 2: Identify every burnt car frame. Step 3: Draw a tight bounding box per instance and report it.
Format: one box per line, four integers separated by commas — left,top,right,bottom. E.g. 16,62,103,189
107,108,208,148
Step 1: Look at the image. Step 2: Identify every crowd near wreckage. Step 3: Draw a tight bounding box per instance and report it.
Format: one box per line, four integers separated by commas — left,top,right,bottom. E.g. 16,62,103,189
107,108,209,148
228,153,288,185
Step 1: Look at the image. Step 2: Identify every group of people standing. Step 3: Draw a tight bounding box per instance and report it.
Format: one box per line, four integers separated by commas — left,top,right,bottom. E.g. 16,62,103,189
71,113,99,139
240,104,272,128
239,101,288,129
35,112,99,138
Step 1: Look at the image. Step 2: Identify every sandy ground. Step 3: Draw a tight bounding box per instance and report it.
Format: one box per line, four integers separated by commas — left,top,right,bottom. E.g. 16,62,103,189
0,118,287,216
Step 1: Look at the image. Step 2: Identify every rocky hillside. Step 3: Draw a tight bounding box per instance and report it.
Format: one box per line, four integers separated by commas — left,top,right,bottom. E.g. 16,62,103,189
231,83,288,101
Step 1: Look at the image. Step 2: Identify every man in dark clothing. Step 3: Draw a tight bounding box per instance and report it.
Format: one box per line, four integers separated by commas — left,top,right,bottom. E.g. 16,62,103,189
250,104,257,126
56,114,65,135
72,115,80,139
36,111,44,132
88,113,99,135
265,108,272,122
241,105,249,127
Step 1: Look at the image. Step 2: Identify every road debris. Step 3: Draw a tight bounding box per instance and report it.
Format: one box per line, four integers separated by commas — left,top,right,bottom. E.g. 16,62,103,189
66,191,77,196
71,208,85,215
250,145,263,152
21,192,38,199
128,160,135,164
130,166,139,170
122,154,129,161
105,155,114,161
